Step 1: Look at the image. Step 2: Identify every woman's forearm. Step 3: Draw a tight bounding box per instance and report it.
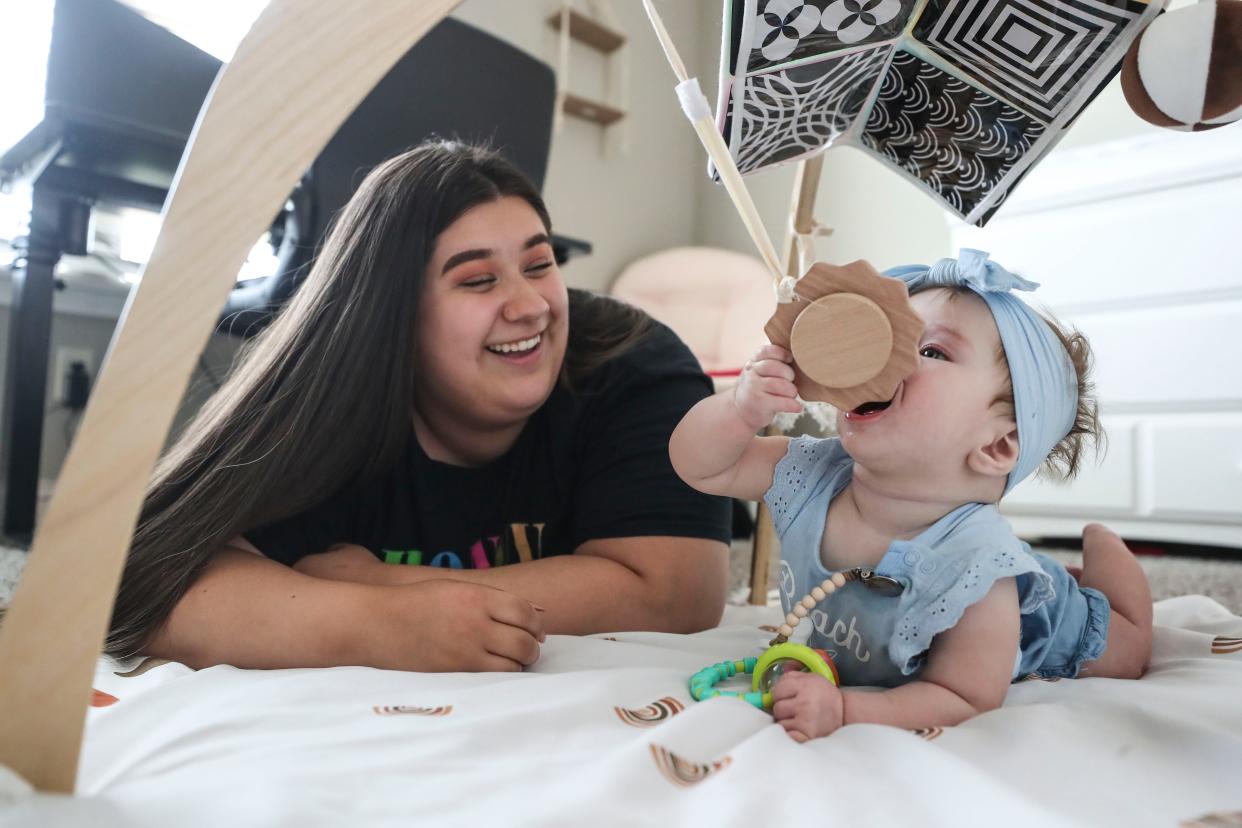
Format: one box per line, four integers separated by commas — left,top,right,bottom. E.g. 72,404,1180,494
147,548,546,672
429,546,726,635
296,538,728,635
144,547,375,670
842,681,985,730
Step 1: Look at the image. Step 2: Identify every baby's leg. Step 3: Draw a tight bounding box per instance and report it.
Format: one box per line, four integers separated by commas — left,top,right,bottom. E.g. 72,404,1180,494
1075,523,1153,679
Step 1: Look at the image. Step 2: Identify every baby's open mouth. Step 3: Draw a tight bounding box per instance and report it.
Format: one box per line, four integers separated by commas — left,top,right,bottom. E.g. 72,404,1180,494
844,383,901,420
850,399,892,416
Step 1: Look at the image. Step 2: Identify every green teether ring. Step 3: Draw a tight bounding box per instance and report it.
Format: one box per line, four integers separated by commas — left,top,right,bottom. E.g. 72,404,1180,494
689,656,769,709
689,644,840,711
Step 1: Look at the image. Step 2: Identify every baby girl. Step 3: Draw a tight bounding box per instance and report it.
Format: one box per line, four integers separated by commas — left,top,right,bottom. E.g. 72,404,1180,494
670,250,1153,741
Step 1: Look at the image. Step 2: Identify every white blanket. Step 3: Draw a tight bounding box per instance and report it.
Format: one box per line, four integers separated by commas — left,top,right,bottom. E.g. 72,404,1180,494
2,596,1240,827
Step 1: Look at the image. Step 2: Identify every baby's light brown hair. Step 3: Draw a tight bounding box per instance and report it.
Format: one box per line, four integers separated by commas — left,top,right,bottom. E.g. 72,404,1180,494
917,285,1104,482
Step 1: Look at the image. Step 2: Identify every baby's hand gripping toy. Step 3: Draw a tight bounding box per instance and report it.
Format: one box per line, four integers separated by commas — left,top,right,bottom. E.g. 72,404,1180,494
688,567,903,710
640,2,924,415
690,643,839,710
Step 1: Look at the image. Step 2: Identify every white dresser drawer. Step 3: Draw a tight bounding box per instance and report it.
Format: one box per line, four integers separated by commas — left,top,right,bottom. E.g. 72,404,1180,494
1149,416,1242,520
1071,300,1242,407
956,176,1242,310
1002,418,1136,515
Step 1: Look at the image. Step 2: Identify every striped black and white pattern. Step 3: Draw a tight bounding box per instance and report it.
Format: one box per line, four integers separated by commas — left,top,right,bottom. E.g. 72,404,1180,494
913,0,1147,119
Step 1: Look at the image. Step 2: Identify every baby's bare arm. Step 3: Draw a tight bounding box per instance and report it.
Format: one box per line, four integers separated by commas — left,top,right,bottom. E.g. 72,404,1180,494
843,577,1020,729
669,344,800,501
668,394,790,501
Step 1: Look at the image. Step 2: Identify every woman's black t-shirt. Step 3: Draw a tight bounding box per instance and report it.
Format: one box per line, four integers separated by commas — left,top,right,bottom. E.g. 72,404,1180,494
246,319,732,569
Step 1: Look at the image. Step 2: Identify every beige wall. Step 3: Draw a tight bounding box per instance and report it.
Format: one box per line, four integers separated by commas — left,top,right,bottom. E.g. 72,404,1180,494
454,0,717,292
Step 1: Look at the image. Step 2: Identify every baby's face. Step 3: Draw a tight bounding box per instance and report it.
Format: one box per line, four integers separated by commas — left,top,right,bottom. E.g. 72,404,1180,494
836,288,1015,485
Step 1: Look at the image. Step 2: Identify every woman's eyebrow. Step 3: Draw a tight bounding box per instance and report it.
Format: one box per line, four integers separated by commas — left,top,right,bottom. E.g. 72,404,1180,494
441,248,491,275
442,234,551,275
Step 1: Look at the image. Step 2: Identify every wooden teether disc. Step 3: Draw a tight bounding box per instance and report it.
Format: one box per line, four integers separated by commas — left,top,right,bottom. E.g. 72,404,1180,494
765,260,923,411
789,293,893,389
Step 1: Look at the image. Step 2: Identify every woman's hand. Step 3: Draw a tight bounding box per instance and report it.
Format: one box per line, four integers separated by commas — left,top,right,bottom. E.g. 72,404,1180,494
732,344,802,431
359,579,546,672
294,546,546,670
771,670,844,742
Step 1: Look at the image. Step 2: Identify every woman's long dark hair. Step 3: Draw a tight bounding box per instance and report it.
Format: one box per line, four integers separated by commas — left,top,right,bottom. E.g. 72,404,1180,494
107,141,650,658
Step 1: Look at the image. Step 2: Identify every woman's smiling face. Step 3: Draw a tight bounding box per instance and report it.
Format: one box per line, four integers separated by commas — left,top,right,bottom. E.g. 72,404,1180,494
836,288,1015,483
415,196,569,433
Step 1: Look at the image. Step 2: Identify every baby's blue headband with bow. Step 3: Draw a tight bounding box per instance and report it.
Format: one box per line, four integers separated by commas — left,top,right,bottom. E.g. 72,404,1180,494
883,249,1077,494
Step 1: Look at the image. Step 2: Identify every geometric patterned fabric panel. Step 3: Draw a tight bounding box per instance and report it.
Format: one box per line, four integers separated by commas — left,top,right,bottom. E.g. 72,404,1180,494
734,47,890,173
913,0,1150,119
742,0,919,73
860,50,1047,221
717,0,1159,224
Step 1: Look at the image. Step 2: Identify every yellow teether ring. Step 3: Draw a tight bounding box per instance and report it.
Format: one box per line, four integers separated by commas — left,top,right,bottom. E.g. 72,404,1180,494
753,642,841,701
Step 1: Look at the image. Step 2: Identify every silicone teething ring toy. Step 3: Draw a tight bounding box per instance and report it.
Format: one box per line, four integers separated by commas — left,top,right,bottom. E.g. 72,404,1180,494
689,643,839,710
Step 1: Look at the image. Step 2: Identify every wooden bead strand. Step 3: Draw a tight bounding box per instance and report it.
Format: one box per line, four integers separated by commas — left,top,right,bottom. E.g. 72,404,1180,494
769,567,902,646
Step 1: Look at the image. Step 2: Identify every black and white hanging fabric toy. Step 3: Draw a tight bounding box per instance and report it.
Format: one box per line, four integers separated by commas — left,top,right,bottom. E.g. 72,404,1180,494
713,0,1164,225
1121,0,1242,131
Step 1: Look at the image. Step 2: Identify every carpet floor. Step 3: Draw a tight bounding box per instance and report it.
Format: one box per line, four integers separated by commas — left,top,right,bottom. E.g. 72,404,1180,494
727,540,1242,612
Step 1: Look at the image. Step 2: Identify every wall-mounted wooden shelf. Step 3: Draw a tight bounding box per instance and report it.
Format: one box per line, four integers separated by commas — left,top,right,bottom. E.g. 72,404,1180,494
548,2,628,138
546,8,625,53
562,92,625,126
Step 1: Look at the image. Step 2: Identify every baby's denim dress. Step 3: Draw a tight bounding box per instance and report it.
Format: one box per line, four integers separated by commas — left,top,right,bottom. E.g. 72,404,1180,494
764,436,1111,686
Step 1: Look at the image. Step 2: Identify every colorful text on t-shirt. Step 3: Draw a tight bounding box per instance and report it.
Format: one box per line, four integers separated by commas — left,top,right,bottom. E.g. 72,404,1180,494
381,522,546,569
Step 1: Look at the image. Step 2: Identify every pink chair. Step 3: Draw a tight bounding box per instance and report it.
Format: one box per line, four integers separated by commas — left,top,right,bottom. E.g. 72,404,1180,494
612,247,783,596
610,247,774,389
